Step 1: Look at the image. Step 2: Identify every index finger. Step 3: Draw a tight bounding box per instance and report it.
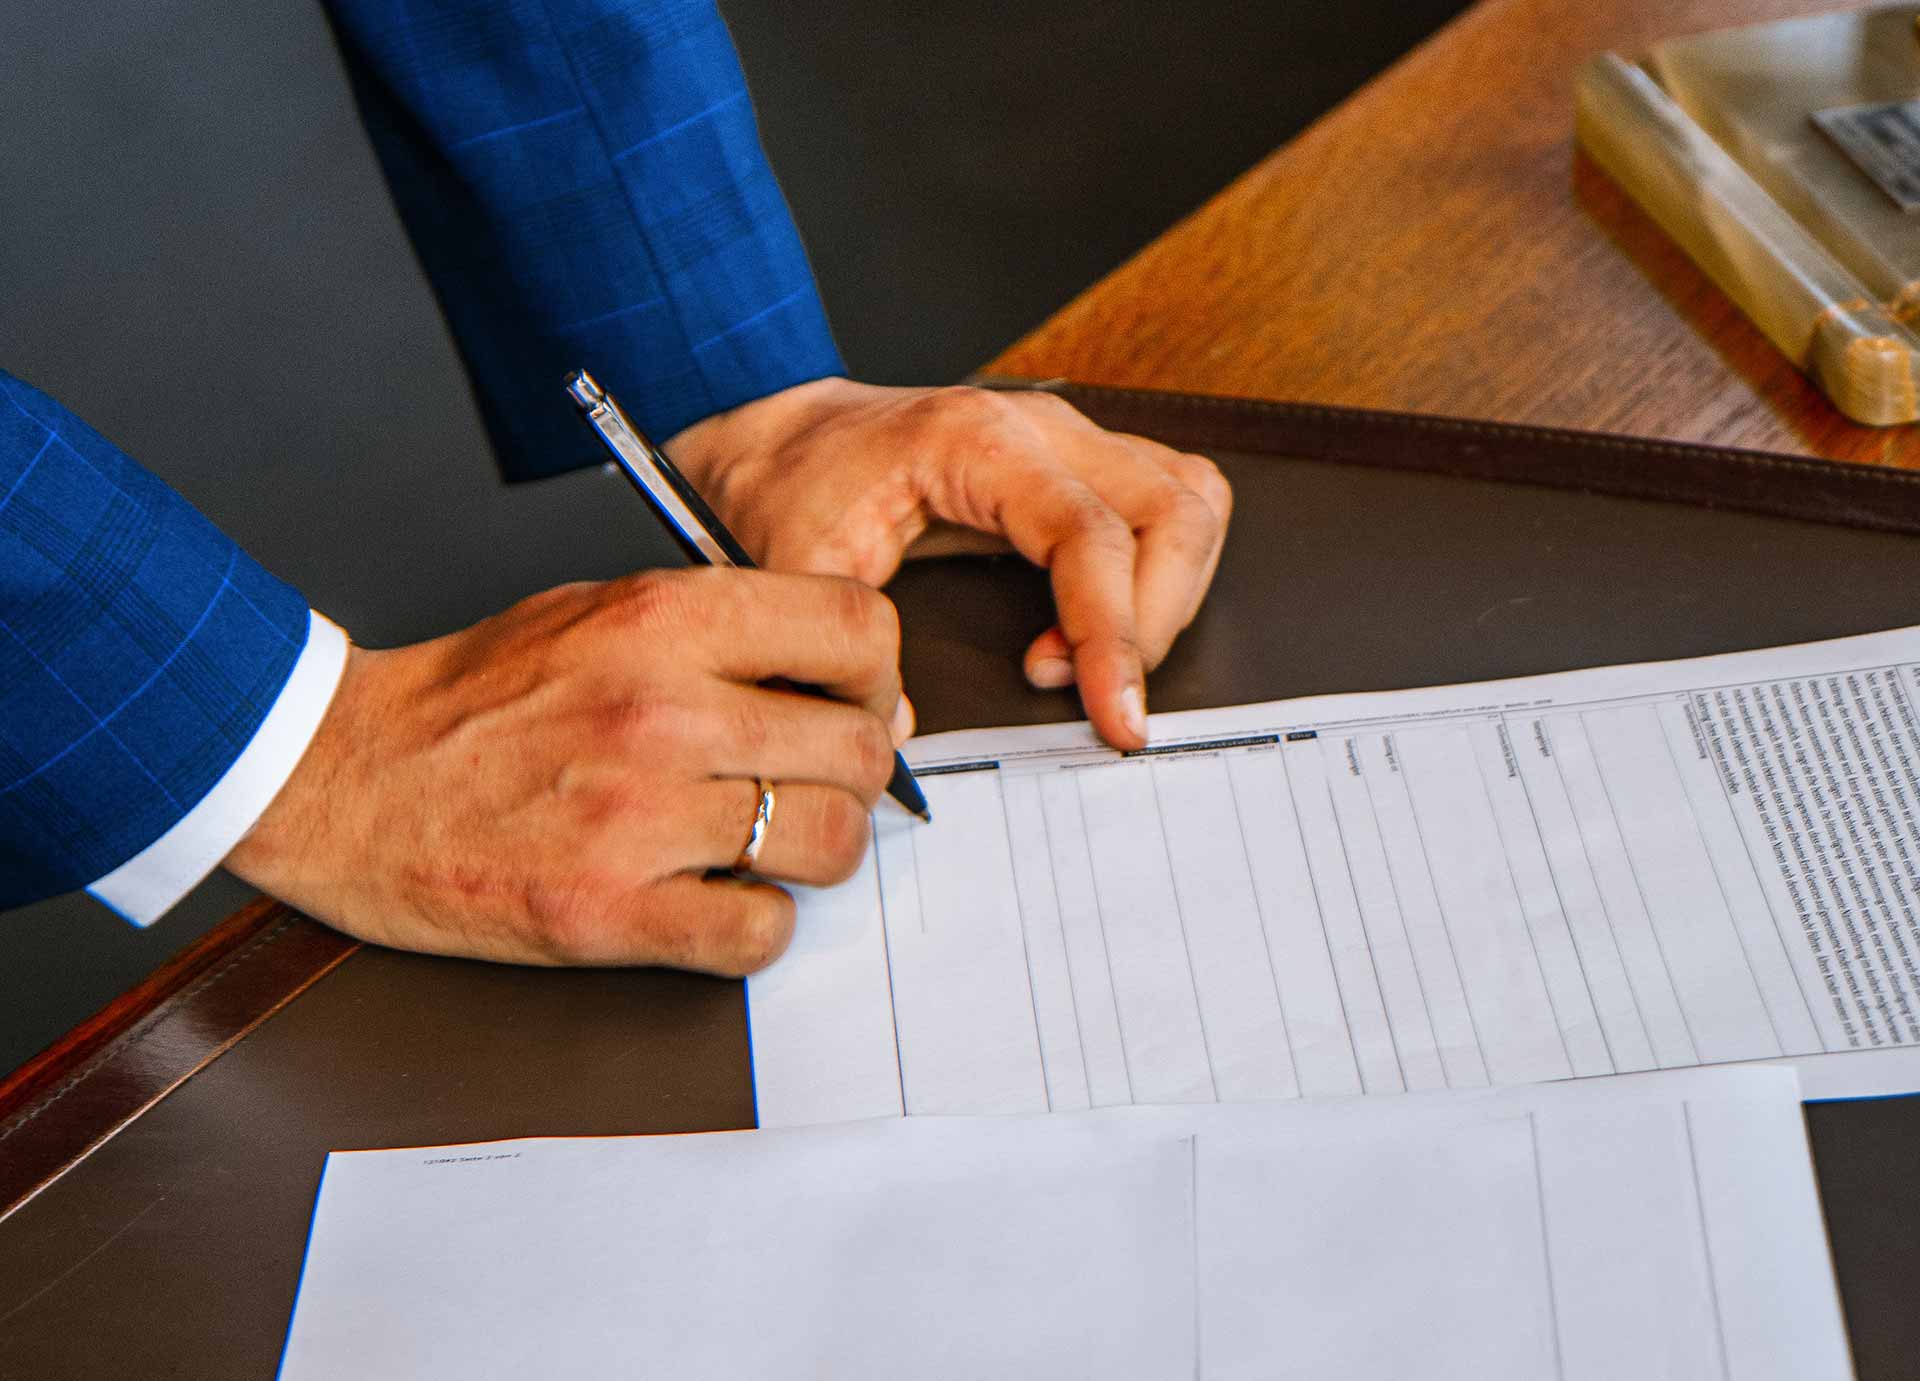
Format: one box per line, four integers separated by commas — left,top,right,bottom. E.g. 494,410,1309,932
668,568,904,723
986,465,1148,749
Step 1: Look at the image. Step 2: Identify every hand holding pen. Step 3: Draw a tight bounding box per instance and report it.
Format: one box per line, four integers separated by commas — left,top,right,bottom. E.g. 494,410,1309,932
225,376,917,977
567,371,930,827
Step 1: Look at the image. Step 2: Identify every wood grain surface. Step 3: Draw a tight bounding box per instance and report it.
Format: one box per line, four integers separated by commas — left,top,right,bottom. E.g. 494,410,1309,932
989,0,1920,468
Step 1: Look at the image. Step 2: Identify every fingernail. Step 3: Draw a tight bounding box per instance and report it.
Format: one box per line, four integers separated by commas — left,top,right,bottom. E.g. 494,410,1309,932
890,694,917,746
1120,684,1147,742
1028,657,1074,689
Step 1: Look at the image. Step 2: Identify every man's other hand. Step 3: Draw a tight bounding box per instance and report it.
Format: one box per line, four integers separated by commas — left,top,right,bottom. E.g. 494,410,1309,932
666,380,1231,752
225,569,909,975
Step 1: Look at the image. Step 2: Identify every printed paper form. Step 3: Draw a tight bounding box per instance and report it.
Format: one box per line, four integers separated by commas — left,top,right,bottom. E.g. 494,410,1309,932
1155,1068,1851,1381
277,1070,1852,1381
748,624,1920,1124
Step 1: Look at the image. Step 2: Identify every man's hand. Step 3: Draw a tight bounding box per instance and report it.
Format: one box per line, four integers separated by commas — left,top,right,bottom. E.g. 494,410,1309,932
667,380,1231,751
225,569,908,975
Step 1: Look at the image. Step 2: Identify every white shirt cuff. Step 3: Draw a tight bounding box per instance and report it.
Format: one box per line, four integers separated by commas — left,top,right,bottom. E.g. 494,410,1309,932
88,611,350,927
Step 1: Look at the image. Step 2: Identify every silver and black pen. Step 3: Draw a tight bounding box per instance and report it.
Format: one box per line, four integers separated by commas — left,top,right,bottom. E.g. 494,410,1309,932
566,370,931,823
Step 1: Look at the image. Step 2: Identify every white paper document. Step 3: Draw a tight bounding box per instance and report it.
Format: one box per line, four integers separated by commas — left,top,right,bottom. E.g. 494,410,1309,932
279,1070,1852,1380
280,1117,1201,1380
1156,1069,1852,1381
750,625,1920,1124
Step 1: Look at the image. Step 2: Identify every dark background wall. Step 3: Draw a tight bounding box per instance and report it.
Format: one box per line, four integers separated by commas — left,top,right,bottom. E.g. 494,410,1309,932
0,0,1470,1073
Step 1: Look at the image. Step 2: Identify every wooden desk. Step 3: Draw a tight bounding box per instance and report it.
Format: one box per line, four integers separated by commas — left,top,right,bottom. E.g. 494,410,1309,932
991,0,1920,469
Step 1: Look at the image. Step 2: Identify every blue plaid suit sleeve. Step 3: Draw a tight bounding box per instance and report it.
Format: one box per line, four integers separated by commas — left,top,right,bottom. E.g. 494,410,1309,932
320,0,847,482
0,370,311,911
4,3,833,912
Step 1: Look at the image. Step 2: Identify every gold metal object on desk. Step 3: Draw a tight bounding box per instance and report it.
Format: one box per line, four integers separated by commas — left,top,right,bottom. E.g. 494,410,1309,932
1576,6,1920,425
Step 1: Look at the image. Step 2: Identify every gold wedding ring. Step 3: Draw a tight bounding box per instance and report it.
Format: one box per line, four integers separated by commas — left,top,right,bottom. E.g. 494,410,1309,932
734,778,776,875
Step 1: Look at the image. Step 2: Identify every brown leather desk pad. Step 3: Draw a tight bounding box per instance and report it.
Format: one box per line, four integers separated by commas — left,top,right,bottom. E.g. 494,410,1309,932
4,386,1920,1378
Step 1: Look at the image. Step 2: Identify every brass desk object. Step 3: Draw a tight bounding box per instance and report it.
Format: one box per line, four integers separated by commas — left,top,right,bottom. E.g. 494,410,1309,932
1577,6,1920,424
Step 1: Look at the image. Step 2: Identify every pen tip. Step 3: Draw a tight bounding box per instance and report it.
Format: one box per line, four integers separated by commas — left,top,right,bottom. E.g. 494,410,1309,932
914,808,933,824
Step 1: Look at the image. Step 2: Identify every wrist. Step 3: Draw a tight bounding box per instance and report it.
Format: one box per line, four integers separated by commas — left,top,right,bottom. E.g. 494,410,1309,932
223,641,385,901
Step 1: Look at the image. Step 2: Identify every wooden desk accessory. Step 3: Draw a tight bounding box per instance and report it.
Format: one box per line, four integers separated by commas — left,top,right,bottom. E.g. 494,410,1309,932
1576,6,1920,425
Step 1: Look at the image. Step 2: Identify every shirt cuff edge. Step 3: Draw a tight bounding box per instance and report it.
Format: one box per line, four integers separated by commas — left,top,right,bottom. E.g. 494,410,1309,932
88,612,350,927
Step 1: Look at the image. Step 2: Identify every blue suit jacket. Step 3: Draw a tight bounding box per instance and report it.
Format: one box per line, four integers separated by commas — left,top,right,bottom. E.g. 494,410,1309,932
0,0,843,910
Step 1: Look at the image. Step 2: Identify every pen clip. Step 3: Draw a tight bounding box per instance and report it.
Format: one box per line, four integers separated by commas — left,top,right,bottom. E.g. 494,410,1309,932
566,370,754,568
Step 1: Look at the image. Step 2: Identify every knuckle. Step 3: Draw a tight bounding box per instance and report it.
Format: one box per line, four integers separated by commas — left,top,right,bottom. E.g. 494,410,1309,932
607,694,702,756
517,580,594,620
605,568,695,634
1023,389,1082,421
1085,629,1148,666
522,875,608,964
871,591,902,658
1177,452,1233,518
829,578,874,634
919,384,1009,430
1076,503,1136,556
726,891,797,974
555,776,628,835
1167,488,1221,551
847,717,896,794
726,698,775,761
814,794,873,879
834,579,899,652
